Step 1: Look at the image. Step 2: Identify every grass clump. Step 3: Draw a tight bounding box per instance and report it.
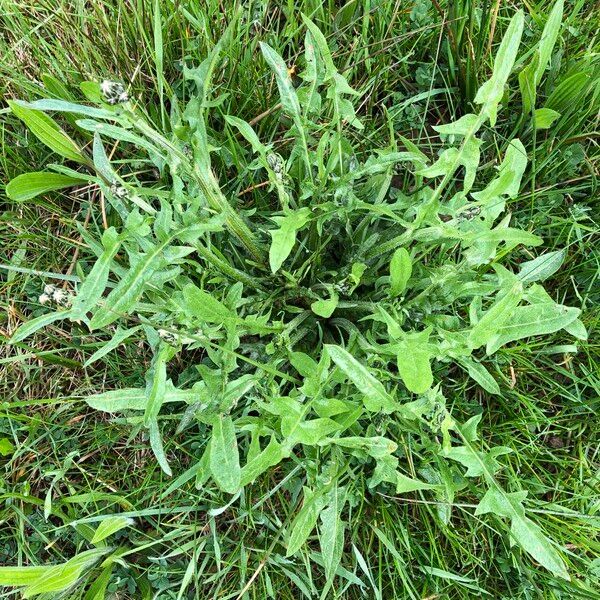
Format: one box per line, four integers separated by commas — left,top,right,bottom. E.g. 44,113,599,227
1,1,598,598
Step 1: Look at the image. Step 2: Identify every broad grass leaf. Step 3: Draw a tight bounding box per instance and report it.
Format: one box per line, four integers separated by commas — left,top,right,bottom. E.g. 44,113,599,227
486,303,580,354
325,344,396,413
41,73,74,102
420,566,479,584
9,101,86,163
389,247,412,297
544,72,590,113
6,172,84,201
91,516,134,544
82,564,113,600
0,567,50,587
210,415,241,494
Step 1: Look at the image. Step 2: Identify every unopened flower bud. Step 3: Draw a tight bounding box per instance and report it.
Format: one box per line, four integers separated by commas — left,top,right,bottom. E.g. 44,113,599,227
267,153,285,180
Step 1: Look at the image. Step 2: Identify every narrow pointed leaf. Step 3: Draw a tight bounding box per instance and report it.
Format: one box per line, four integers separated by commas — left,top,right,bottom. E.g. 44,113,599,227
70,227,122,319
148,418,172,476
90,240,169,329
319,485,346,583
286,489,324,556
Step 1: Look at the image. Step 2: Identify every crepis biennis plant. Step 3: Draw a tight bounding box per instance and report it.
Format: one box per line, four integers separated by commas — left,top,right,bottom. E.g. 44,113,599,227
6,2,582,585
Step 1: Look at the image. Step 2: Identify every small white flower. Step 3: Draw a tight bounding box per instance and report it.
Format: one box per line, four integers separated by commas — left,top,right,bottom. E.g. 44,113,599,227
39,283,72,307
100,80,129,105
110,182,129,199
51,288,71,307
158,329,178,344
